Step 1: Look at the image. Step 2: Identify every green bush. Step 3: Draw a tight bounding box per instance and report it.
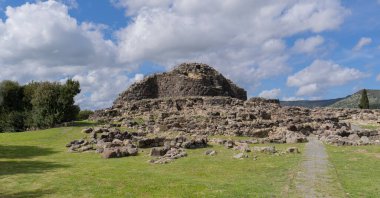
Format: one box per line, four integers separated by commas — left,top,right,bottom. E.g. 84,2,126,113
0,79,81,132
76,110,94,121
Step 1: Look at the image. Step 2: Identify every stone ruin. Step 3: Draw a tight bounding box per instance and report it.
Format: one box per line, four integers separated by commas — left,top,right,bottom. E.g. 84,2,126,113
68,62,380,162
114,62,247,103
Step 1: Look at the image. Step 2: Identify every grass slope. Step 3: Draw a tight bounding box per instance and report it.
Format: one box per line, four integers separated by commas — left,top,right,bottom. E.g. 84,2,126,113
281,89,380,109
326,145,380,197
0,124,303,197
330,89,380,109
280,98,343,108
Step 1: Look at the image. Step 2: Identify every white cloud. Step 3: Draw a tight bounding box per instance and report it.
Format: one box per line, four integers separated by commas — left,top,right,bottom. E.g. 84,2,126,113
376,74,380,81
296,83,319,96
293,35,324,53
282,96,304,101
111,0,172,16
57,0,78,9
287,60,367,96
0,0,350,109
259,88,281,99
72,69,142,110
0,0,127,109
133,73,144,82
116,0,349,91
353,37,372,51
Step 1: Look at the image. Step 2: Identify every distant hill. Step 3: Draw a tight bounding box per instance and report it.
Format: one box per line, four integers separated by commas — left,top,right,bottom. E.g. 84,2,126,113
329,89,380,109
280,98,344,108
280,89,380,109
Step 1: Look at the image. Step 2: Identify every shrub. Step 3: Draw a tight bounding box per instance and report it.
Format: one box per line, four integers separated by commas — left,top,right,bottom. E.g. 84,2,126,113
0,79,81,132
76,110,94,121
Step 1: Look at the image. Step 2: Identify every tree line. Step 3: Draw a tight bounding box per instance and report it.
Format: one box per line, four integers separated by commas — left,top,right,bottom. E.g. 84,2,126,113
0,79,82,132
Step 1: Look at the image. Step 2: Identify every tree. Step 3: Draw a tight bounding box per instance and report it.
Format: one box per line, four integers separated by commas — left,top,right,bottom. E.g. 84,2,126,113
0,81,24,132
0,79,81,132
59,79,81,122
0,80,24,112
29,79,81,128
359,89,369,109
30,82,62,128
76,110,94,120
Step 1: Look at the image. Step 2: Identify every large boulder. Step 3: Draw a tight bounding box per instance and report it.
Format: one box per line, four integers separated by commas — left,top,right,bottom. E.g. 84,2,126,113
114,63,247,104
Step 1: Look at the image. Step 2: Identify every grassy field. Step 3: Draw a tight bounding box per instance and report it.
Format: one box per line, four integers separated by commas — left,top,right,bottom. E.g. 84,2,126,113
0,124,304,197
326,145,380,197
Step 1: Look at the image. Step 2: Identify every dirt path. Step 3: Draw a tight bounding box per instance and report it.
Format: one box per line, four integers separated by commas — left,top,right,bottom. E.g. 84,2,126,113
291,136,346,198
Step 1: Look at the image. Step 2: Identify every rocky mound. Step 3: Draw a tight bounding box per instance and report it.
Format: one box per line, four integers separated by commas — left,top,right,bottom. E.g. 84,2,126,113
88,62,380,148
113,63,247,106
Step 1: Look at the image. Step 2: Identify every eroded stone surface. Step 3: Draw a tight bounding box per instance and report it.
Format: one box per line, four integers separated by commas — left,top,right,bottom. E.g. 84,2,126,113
114,63,247,102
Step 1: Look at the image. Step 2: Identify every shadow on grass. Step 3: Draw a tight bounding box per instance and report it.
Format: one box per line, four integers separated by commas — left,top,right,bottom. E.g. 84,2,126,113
0,145,68,177
0,145,58,159
0,161,68,176
0,189,55,198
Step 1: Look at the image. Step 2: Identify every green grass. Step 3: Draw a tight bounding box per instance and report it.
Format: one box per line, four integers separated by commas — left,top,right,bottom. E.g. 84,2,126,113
0,124,304,197
326,145,380,197
360,124,380,130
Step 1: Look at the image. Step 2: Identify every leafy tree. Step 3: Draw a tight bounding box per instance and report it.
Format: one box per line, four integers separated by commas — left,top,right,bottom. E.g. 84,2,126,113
59,79,81,122
0,81,24,132
77,110,94,120
359,89,369,109
0,79,81,132
30,82,62,128
0,80,24,112
1,111,25,132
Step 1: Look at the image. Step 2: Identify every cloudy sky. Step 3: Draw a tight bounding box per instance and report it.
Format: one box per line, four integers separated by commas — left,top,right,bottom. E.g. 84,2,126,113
0,0,379,109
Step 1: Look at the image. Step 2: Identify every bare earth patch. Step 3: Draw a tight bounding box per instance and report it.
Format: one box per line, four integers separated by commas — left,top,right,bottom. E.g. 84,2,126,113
291,136,346,197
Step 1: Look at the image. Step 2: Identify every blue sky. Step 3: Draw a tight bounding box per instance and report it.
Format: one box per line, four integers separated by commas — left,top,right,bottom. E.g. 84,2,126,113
0,0,379,109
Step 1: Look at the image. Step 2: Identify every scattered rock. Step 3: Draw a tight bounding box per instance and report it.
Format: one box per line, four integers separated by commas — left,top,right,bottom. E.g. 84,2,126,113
360,136,370,145
253,146,276,154
82,128,93,134
102,148,118,159
150,147,169,157
225,140,235,149
101,146,139,159
150,148,187,164
233,153,248,159
286,147,300,153
233,142,251,152
205,150,217,156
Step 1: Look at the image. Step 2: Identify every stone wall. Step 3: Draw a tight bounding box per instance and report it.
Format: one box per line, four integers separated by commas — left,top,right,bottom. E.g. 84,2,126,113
113,63,247,106
90,96,380,145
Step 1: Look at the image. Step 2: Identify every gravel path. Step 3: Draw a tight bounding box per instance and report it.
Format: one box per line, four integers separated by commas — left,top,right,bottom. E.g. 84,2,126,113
293,136,345,198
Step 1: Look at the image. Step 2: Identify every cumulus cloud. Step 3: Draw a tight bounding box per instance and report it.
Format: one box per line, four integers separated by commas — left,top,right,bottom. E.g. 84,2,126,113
287,60,367,96
293,35,325,53
72,69,142,110
0,0,350,109
353,37,372,51
57,0,78,9
0,0,127,109
259,89,281,99
116,0,349,90
282,96,304,101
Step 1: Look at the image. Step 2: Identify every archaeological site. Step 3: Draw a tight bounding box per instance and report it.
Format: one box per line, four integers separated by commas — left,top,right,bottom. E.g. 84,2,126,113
67,63,380,164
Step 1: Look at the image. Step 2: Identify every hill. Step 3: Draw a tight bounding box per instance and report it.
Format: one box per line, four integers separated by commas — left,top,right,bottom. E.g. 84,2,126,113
281,89,380,109
280,98,344,108
329,89,380,109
